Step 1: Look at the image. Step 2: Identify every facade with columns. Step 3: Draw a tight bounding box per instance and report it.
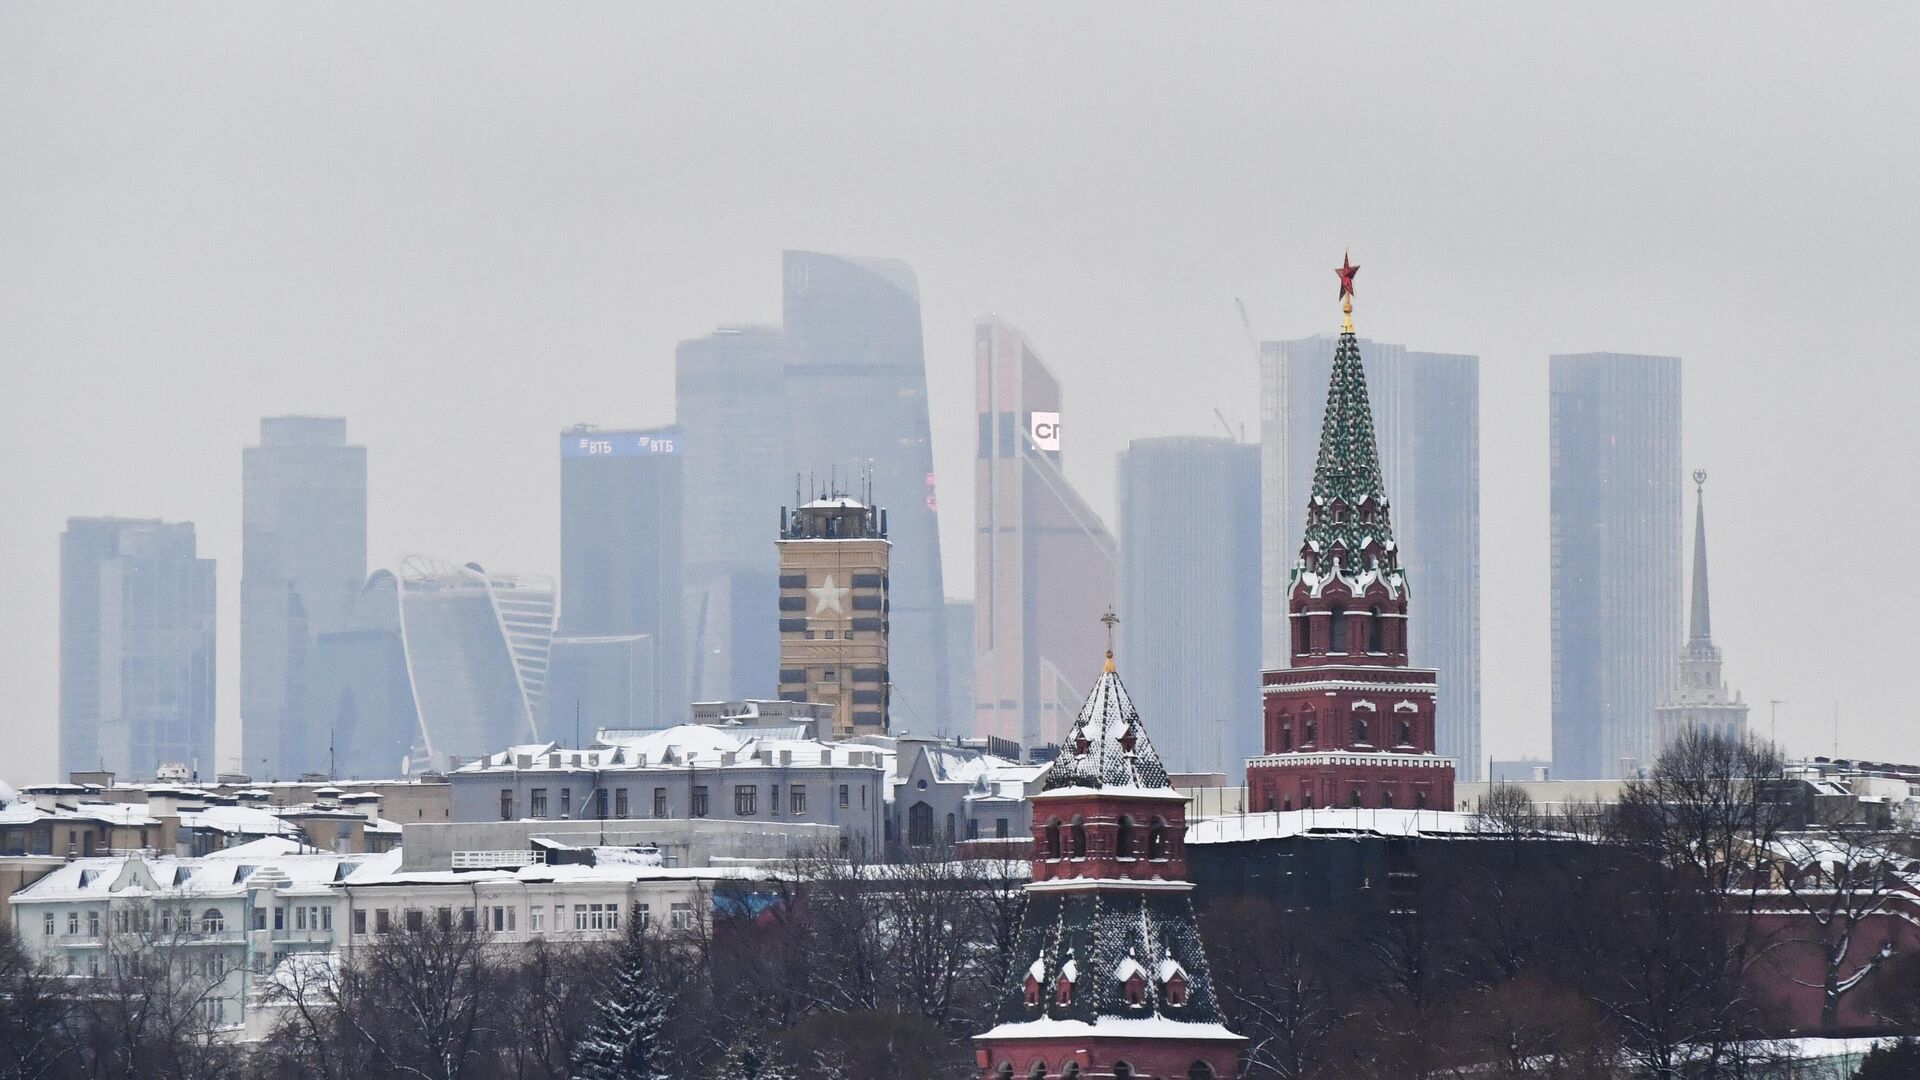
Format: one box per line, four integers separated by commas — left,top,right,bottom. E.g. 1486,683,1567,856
1247,263,1456,814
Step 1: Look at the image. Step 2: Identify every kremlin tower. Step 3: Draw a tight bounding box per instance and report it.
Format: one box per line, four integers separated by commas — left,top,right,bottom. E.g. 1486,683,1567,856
1246,255,1457,813
974,616,1243,1080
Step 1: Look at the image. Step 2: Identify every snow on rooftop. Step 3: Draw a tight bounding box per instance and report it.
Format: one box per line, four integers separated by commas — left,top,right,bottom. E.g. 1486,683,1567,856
1184,807,1483,845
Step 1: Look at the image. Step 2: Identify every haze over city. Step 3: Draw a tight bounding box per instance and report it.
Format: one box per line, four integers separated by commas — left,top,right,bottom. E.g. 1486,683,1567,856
3,3,1918,788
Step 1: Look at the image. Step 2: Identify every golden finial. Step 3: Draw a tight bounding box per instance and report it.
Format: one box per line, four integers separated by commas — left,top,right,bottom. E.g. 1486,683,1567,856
1100,608,1120,672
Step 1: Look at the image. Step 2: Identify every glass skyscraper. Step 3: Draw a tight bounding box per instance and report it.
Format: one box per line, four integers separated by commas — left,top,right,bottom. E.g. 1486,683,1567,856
973,318,1117,748
1550,352,1683,779
300,560,556,776
558,426,685,729
1117,436,1262,774
59,518,216,779
240,416,367,780
782,251,951,731
675,325,790,702
1261,336,1483,778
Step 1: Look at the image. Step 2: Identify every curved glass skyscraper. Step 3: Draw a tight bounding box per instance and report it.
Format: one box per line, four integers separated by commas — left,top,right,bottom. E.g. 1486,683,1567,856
782,251,950,732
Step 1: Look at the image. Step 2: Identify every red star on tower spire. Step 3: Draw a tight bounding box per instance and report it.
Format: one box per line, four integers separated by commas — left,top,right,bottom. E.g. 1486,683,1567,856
1336,251,1360,301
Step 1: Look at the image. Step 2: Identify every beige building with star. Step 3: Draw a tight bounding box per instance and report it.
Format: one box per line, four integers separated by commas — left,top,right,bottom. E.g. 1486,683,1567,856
776,494,892,736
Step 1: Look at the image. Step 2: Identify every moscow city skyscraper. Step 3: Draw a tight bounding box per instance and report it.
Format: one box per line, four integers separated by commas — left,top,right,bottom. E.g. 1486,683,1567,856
973,317,1117,748
1261,337,1482,778
675,324,791,703
1550,352,1683,779
557,425,686,730
1117,435,1262,774
781,251,951,732
240,416,367,780
60,518,216,779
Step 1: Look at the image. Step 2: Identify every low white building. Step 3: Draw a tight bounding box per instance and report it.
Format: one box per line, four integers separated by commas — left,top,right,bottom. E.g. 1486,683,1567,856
9,835,771,1041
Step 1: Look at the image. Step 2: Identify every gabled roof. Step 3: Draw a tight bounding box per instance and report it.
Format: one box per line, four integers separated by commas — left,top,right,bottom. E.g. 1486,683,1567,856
1039,660,1172,794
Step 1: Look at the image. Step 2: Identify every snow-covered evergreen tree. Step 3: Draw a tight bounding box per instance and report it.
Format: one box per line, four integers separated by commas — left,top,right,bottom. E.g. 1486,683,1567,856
713,1035,793,1080
572,905,675,1080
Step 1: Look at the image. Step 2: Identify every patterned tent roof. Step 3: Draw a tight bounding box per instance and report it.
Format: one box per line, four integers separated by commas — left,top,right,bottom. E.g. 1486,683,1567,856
1294,328,1406,594
1040,662,1171,792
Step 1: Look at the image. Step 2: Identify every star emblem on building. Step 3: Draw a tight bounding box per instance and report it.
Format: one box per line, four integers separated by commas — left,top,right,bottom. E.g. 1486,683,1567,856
809,574,849,615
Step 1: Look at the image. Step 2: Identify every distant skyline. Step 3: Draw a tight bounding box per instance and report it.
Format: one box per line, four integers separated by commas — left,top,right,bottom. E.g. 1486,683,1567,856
4,5,1917,785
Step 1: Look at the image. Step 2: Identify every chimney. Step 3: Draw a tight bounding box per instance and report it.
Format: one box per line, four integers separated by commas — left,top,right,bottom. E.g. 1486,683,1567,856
547,753,561,769
516,753,532,769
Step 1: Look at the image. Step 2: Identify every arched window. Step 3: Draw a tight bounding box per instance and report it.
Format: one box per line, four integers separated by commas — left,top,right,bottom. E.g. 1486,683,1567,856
997,1064,1015,1080
1189,1062,1216,1080
1415,791,1428,810
908,802,934,847
1327,606,1347,654
200,908,224,934
1147,818,1168,860
1044,818,1062,860
1027,1062,1047,1080
1063,1064,1081,1080
1368,606,1384,652
1302,709,1317,746
1023,973,1041,1006
1350,789,1363,808
1114,1065,1134,1080
1115,816,1135,860
1381,789,1395,809
1069,816,1088,859
1280,720,1293,752
1397,719,1412,745
1353,715,1369,745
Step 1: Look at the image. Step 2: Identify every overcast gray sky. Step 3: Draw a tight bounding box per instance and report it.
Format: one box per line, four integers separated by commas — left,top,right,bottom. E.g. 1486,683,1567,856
3,4,1917,787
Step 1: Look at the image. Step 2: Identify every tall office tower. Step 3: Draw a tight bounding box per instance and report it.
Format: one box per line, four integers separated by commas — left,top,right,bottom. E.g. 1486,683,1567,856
776,493,891,736
973,318,1119,750
240,416,367,779
1654,471,1747,752
300,561,555,777
1550,352,1683,779
60,518,216,779
1118,436,1262,774
781,251,950,730
558,425,685,729
943,599,976,736
1261,337,1481,778
1248,262,1456,812
676,325,791,702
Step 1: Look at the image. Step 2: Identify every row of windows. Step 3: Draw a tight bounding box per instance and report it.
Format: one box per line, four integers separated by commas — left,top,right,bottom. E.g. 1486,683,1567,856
348,901,697,936
507,783,861,821
43,907,229,938
1273,712,1416,751
1038,815,1172,861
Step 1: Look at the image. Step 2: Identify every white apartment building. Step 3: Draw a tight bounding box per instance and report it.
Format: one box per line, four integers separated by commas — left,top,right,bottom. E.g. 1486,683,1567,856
9,836,768,1041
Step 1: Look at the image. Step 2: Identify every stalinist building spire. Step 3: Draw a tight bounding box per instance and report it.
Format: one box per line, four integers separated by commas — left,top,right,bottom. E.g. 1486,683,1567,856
1654,470,1749,749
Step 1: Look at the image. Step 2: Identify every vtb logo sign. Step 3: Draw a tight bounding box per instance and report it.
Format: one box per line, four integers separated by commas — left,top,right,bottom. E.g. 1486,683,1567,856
1029,412,1061,452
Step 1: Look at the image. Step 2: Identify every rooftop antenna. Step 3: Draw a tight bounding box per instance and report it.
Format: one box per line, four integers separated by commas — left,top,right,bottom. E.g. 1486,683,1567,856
1769,699,1786,747
1212,408,1238,442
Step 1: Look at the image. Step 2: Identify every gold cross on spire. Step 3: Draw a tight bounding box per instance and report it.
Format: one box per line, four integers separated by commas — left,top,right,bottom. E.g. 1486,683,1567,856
1100,608,1120,672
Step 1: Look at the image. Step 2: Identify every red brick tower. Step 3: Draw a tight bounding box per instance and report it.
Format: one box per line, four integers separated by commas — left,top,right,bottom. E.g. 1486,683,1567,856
1246,255,1456,813
974,627,1243,1080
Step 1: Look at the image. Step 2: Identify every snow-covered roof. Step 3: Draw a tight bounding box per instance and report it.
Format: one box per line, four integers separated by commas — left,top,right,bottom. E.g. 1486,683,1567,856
1039,662,1172,794
455,723,884,774
10,842,378,903
1184,807,1483,845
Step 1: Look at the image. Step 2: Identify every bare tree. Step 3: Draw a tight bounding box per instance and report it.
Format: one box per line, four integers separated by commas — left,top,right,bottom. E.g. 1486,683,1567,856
0,920,78,1080
1768,825,1905,1030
